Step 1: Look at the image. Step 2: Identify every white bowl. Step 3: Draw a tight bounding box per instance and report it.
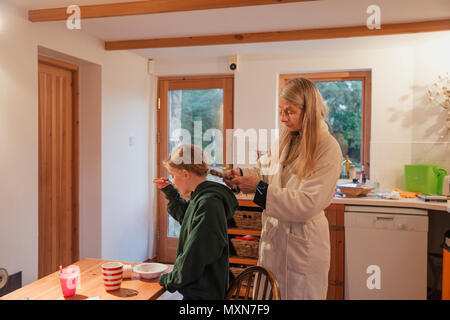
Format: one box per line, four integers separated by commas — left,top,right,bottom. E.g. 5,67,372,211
337,183,374,197
133,263,168,280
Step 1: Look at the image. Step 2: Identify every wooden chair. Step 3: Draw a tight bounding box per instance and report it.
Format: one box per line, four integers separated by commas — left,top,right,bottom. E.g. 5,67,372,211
226,266,281,300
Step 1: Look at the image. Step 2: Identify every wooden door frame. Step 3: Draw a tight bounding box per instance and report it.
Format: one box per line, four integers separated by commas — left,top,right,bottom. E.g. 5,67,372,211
38,55,80,271
156,74,234,262
279,70,372,178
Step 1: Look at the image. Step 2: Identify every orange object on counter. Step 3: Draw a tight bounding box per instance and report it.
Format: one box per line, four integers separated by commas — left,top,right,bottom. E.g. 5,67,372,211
392,188,420,198
443,230,450,300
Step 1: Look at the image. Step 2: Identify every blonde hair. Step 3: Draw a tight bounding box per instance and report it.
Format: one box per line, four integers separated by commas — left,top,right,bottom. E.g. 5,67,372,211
278,77,329,182
163,144,210,177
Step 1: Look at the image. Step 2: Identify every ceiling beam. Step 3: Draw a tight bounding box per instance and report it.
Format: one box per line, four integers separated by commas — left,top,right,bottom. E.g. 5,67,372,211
104,19,450,50
28,0,317,22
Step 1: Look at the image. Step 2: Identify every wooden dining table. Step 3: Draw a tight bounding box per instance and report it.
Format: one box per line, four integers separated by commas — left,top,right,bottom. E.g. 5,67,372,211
1,258,173,300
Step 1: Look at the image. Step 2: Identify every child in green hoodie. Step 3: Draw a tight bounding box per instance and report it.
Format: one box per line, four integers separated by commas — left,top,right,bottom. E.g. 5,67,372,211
153,144,238,300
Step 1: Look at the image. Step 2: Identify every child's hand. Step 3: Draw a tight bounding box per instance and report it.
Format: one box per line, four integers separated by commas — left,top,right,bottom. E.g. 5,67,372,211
152,177,171,189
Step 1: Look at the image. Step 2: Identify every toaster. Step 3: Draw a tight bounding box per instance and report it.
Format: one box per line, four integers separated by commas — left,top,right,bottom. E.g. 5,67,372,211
443,175,450,196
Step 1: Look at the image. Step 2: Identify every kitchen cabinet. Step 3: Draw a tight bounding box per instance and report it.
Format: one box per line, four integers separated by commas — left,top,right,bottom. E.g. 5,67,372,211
324,203,345,300
228,199,345,300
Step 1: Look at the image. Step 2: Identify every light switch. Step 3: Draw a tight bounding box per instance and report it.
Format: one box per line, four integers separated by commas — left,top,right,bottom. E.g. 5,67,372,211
129,136,136,146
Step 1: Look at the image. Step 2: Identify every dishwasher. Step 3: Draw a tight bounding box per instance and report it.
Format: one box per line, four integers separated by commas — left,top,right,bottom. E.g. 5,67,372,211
344,205,428,300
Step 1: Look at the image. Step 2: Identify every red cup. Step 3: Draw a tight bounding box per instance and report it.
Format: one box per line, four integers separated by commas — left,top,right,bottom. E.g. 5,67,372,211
59,265,80,298
101,262,123,292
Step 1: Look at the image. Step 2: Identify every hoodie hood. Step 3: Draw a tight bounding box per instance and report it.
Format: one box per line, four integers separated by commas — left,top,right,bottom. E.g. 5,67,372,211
191,180,238,219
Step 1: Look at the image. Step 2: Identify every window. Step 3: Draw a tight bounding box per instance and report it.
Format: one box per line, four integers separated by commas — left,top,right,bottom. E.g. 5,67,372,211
167,88,225,238
279,71,372,177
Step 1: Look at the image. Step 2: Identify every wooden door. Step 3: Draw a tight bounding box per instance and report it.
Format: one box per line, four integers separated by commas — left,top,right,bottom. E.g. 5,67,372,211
156,75,234,263
38,56,79,279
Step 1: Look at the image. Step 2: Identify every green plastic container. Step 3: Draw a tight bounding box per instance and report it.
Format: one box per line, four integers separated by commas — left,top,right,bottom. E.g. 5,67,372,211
404,164,447,195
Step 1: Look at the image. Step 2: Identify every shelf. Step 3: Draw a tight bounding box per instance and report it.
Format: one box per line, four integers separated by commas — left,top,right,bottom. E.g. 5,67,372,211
229,201,261,268
228,228,261,236
230,256,257,265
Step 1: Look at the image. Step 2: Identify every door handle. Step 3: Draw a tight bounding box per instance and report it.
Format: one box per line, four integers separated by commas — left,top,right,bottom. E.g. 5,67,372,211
376,216,394,220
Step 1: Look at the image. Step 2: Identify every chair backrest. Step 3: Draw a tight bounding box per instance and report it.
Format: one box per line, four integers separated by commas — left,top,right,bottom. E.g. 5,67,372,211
226,266,281,300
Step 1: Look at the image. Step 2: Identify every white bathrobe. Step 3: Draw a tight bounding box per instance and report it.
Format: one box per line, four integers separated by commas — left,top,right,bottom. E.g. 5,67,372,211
242,123,342,300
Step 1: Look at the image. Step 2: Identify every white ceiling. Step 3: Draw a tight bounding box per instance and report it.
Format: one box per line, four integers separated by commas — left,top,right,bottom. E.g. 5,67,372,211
11,0,450,59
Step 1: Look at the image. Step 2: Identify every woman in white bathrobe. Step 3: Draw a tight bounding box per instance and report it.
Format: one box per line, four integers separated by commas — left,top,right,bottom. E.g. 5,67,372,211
224,77,342,300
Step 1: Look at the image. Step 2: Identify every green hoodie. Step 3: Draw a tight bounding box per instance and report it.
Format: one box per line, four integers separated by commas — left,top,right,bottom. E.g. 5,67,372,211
158,180,238,300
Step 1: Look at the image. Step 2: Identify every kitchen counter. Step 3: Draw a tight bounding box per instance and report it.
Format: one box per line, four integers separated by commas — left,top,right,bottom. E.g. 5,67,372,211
331,196,448,212
236,192,448,212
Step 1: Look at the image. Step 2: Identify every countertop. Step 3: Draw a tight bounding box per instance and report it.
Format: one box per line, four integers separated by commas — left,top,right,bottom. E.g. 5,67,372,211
331,196,448,212
236,192,449,212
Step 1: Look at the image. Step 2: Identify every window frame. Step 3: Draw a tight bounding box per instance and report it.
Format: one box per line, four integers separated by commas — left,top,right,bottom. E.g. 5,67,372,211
279,70,372,178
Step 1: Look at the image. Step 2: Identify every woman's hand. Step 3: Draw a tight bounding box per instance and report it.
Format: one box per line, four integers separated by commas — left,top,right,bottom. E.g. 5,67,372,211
222,168,241,189
222,168,241,180
152,177,171,189
232,175,259,194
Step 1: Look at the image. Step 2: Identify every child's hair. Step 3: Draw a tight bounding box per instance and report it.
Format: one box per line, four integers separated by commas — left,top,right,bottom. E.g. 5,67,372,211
163,144,210,177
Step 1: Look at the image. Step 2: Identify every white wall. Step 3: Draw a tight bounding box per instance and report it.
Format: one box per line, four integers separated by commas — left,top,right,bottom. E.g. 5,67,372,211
0,1,150,286
148,74,158,259
154,31,450,191
78,62,102,260
100,51,150,261
411,35,450,171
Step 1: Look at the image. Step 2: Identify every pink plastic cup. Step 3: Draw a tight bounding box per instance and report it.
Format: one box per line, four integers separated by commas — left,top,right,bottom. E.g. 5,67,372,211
59,265,80,298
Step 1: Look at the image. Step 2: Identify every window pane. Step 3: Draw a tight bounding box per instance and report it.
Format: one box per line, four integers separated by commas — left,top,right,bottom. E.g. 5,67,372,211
168,214,181,238
314,81,363,168
167,88,224,238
